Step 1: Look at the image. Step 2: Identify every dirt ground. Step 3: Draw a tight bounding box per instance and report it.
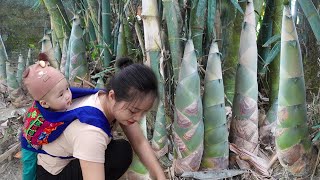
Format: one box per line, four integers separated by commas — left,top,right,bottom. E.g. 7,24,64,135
0,106,26,180
0,158,22,180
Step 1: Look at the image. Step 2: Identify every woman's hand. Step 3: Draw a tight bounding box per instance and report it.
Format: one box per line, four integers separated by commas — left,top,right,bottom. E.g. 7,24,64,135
80,160,105,180
121,123,167,180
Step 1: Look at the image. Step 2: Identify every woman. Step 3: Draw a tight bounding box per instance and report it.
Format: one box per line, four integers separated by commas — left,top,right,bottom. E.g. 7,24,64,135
36,57,166,180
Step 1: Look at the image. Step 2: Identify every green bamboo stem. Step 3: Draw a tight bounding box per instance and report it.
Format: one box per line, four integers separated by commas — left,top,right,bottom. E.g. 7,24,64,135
86,0,101,44
221,1,241,105
142,0,168,165
268,0,283,106
123,15,135,57
82,0,97,43
134,21,146,62
113,21,120,59
25,48,32,67
205,0,217,52
82,0,98,45
162,0,183,84
275,5,316,177
257,0,275,75
102,0,112,68
0,34,8,92
16,54,25,85
190,0,207,61
200,41,228,170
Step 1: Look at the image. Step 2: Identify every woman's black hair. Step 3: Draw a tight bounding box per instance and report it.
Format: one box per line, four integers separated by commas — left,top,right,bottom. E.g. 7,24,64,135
107,57,159,102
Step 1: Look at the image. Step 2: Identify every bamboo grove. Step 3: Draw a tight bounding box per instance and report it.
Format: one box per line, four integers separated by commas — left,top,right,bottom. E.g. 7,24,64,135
1,0,320,179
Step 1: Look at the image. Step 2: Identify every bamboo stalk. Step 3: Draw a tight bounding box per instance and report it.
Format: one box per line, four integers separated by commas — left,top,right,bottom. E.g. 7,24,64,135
102,0,112,67
0,34,8,92
16,54,25,85
162,0,183,83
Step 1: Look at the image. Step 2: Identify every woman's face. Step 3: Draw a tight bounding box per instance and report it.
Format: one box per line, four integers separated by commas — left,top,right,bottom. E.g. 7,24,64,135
112,93,156,126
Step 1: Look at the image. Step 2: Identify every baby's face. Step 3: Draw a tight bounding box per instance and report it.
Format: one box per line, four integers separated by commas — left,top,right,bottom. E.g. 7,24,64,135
42,78,72,111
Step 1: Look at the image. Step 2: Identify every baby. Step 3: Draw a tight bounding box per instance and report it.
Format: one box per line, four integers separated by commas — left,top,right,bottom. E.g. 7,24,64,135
21,53,72,180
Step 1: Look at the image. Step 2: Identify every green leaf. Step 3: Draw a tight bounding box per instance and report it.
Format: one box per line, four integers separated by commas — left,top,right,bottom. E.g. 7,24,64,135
312,124,320,129
313,132,320,142
230,0,244,14
264,41,281,66
263,34,281,47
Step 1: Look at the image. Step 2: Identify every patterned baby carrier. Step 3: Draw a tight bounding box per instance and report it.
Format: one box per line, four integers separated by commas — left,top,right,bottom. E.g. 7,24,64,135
21,87,112,157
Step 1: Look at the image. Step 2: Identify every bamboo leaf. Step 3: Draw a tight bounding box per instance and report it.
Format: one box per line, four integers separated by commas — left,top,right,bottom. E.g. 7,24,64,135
312,124,320,129
262,34,281,47
297,0,320,44
312,132,320,142
230,0,244,14
264,41,281,66
163,0,183,83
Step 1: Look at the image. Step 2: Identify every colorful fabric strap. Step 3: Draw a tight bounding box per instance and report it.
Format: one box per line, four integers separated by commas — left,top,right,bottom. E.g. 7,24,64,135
21,87,112,158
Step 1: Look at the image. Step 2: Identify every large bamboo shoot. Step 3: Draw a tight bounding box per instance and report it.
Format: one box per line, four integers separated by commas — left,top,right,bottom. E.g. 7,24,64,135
230,0,259,155
173,40,204,174
275,5,316,177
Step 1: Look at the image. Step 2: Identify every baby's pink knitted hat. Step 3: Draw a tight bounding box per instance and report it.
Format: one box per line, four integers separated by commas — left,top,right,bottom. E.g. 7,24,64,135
23,53,65,101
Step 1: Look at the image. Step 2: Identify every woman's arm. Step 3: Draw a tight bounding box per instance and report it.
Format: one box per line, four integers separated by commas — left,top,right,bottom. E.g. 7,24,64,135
121,123,166,180
80,160,105,180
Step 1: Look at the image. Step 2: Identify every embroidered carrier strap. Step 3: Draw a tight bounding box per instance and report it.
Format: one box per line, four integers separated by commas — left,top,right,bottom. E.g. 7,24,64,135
21,87,112,158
